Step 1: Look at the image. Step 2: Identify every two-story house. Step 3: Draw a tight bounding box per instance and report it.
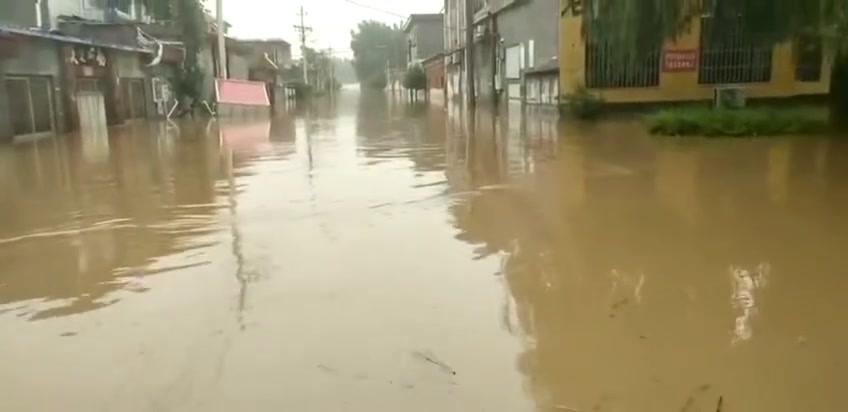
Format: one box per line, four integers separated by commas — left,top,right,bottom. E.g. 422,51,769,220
404,14,444,65
0,0,161,141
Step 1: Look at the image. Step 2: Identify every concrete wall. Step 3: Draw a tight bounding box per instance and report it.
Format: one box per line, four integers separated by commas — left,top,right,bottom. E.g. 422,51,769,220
0,36,66,140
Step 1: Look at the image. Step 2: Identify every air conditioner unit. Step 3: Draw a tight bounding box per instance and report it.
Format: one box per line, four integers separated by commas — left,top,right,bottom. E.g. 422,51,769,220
714,85,746,109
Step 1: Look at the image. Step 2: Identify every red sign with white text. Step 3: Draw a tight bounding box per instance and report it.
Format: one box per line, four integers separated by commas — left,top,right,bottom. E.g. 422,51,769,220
663,50,698,72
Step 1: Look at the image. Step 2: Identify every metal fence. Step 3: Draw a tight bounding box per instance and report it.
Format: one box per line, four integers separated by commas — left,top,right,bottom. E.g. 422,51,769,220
585,39,661,89
698,16,773,84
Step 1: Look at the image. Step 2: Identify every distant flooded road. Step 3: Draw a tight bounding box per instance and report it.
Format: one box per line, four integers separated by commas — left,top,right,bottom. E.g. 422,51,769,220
2,90,848,411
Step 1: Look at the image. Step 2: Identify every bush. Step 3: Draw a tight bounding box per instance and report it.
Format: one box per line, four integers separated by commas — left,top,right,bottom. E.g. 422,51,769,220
646,106,830,137
562,85,605,119
403,64,427,91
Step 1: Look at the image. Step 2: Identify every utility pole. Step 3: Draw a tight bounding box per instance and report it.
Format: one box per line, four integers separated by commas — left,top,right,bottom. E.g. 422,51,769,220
216,0,227,78
464,0,476,108
328,46,336,99
294,6,312,85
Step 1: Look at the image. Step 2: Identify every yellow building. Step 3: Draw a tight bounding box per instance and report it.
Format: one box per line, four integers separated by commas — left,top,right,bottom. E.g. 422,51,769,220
559,1,831,104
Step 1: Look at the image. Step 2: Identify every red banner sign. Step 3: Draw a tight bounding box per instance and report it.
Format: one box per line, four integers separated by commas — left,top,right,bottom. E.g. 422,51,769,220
215,79,270,107
663,50,698,72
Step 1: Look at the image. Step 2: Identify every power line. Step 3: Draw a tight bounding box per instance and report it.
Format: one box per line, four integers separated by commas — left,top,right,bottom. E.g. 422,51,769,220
344,0,406,18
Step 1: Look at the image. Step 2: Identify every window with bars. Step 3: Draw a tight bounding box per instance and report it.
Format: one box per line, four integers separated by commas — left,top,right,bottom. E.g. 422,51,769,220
4,76,54,136
585,39,661,88
698,16,773,84
795,34,823,82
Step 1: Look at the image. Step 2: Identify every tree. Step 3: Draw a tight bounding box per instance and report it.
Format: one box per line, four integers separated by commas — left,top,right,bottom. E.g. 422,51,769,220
349,20,406,89
403,64,427,91
576,0,848,119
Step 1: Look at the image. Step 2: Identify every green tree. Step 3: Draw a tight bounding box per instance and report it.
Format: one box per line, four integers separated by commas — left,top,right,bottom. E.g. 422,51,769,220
575,0,848,120
350,20,406,89
403,64,427,91
149,0,207,108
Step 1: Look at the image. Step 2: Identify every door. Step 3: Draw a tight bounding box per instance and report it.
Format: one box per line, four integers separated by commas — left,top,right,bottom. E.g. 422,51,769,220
4,76,54,137
122,78,147,119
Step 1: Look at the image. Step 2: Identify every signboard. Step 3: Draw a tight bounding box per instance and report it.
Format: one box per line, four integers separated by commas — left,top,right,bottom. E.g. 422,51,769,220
215,79,270,107
663,49,698,72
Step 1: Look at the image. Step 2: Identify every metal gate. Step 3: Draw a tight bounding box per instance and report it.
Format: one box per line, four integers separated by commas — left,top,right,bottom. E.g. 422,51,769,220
4,76,54,137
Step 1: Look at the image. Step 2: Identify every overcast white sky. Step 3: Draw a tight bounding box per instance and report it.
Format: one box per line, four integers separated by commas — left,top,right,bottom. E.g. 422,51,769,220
205,0,443,58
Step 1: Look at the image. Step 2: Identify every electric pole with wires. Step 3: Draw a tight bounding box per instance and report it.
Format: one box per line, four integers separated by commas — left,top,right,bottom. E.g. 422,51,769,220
294,6,312,85
465,0,476,108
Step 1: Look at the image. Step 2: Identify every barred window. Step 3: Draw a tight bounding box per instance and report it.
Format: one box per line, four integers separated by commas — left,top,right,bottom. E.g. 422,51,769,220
795,34,823,82
698,16,773,84
585,38,661,88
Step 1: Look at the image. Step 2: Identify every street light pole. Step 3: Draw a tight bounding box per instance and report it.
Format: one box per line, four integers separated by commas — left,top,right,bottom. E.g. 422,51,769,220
216,0,228,79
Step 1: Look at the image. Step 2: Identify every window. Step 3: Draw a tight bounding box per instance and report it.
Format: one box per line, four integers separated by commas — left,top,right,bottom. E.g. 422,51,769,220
585,37,661,88
506,45,521,79
698,16,773,84
77,78,104,93
4,76,54,137
795,34,823,82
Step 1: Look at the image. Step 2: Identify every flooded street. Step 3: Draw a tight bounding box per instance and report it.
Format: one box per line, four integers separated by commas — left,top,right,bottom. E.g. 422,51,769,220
2,89,848,411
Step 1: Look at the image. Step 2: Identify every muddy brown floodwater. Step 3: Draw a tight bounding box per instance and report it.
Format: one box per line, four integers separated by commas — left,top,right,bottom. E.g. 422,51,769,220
1,90,848,412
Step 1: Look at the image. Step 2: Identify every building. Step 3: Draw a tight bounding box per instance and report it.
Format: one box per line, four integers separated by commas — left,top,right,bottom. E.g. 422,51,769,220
423,52,445,99
443,0,559,106
0,0,158,141
558,0,831,104
444,0,467,102
494,0,559,105
404,14,444,65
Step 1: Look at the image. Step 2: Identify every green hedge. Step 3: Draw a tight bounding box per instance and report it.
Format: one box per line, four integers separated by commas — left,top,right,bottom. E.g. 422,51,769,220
646,106,830,137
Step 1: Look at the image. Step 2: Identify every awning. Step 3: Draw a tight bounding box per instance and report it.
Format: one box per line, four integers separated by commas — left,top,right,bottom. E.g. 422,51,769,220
0,24,155,54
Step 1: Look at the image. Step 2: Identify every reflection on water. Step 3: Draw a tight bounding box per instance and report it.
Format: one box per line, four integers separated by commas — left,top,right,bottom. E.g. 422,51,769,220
730,264,769,345
1,91,848,411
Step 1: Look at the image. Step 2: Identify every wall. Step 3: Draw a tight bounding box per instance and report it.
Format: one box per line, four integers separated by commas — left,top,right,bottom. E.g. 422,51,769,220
425,58,445,90
228,52,250,80
496,0,558,69
559,9,831,103
0,36,66,139
0,64,10,140
0,0,40,27
113,50,155,118
413,19,445,61
114,51,145,78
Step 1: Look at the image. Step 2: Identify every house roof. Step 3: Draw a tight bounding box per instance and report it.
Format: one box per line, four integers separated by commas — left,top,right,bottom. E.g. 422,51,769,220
525,57,560,75
403,13,444,33
0,24,154,53
232,38,291,47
